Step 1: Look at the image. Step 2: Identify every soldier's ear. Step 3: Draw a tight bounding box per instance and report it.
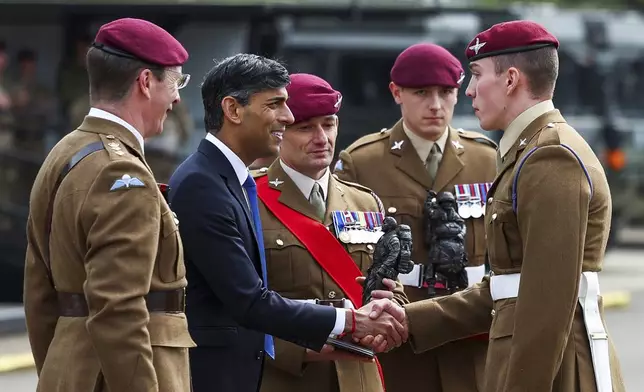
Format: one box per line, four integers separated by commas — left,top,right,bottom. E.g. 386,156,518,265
389,82,403,104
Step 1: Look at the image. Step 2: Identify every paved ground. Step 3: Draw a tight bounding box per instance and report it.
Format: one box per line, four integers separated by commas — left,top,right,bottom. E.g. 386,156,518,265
1,248,642,390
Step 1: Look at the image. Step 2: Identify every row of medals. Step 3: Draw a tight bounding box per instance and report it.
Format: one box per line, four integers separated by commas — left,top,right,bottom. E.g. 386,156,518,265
338,225,385,244
457,196,485,219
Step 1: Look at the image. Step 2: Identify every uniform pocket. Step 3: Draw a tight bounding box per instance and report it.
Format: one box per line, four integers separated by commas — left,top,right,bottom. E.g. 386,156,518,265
346,243,375,274
158,210,185,283
485,201,522,268
263,229,311,292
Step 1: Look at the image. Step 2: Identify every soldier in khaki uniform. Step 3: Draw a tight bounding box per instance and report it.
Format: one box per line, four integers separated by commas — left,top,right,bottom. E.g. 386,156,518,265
335,43,495,391
400,21,625,392
23,18,196,392
254,73,408,392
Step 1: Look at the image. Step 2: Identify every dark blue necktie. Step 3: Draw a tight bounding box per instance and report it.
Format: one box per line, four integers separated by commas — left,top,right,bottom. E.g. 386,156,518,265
242,174,275,359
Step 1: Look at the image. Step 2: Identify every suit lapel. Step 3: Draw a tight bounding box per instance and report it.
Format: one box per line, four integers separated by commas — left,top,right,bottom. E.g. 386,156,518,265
389,120,433,190
268,162,321,222
197,139,257,244
433,126,465,192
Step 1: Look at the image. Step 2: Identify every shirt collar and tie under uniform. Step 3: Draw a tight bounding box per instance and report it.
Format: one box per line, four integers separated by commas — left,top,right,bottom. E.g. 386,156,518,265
499,99,555,159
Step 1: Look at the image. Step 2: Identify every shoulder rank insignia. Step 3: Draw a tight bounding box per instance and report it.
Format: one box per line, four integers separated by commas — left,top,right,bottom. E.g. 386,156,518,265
110,174,145,191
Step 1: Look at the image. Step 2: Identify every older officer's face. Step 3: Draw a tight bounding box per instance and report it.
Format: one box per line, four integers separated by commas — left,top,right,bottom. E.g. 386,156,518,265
280,115,338,179
466,58,508,131
143,65,185,138
390,83,457,141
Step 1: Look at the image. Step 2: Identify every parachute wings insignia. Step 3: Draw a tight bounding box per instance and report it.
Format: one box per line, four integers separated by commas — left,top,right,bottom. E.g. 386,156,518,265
110,174,146,191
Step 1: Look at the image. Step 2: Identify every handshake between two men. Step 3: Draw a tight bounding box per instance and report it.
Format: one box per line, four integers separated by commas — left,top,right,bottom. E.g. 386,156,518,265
304,278,408,363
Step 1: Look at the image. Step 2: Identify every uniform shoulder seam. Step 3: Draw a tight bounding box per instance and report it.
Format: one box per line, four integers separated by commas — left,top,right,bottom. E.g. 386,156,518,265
456,128,498,149
344,129,390,153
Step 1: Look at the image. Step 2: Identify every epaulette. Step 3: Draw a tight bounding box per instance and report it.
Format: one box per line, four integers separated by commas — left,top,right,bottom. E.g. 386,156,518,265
456,128,498,149
99,134,131,160
333,174,385,214
250,167,269,179
344,127,391,154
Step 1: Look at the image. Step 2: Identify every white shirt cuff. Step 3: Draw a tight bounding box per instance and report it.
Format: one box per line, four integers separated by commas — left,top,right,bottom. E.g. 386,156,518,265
330,308,346,337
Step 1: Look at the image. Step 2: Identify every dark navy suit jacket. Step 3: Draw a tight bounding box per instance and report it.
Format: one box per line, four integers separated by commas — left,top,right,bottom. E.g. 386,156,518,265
169,138,336,392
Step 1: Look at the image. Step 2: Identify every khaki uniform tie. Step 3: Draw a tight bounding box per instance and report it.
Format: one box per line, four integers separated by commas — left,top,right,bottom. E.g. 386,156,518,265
426,143,442,186
309,182,326,220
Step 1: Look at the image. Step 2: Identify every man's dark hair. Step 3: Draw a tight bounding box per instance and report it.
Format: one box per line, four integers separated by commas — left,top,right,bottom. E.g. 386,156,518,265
201,53,290,133
86,46,165,103
493,46,559,98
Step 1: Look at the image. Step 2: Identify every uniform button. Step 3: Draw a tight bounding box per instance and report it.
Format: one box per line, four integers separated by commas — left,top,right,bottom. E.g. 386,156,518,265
106,135,115,139
492,213,498,220
276,239,284,246
367,244,374,251
380,128,387,134
546,122,555,128
387,207,397,214
488,197,493,204
328,291,336,299
491,309,496,317
256,350,264,360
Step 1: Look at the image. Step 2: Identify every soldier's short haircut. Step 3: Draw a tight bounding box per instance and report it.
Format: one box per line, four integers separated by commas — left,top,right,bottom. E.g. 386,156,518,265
86,46,166,102
201,53,290,133
492,46,559,98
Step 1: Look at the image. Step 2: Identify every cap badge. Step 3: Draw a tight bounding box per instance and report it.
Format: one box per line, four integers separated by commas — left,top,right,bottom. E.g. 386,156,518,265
469,38,487,55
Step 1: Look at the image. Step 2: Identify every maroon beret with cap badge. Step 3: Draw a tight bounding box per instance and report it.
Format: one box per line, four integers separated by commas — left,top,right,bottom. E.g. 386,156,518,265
286,73,343,124
93,18,188,66
390,43,465,89
465,20,559,62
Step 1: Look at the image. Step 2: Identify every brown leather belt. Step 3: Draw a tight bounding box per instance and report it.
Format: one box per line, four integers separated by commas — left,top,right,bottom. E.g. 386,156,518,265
57,288,186,317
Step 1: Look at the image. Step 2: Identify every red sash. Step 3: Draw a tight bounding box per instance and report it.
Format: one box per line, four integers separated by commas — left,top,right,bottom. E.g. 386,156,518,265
256,176,386,390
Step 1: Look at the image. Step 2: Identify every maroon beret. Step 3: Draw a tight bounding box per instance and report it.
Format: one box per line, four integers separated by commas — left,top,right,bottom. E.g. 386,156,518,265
465,20,559,62
390,43,465,89
93,18,188,66
286,73,342,124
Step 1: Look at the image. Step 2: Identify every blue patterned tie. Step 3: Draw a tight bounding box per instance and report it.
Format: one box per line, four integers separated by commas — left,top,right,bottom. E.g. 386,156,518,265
242,174,275,359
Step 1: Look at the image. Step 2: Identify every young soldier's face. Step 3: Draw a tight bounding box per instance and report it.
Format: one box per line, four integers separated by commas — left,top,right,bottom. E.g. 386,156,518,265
390,83,457,141
466,58,507,131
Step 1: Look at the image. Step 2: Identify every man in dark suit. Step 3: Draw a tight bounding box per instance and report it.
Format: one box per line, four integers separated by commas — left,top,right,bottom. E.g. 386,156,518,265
169,54,407,392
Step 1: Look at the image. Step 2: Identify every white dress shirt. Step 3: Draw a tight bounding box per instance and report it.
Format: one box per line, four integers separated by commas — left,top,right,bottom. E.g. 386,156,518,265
280,159,330,201
87,108,145,154
204,134,346,336
402,122,449,162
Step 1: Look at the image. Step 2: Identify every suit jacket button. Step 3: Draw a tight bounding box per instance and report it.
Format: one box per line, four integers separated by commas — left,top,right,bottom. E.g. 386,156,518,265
328,291,336,299
257,350,264,360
